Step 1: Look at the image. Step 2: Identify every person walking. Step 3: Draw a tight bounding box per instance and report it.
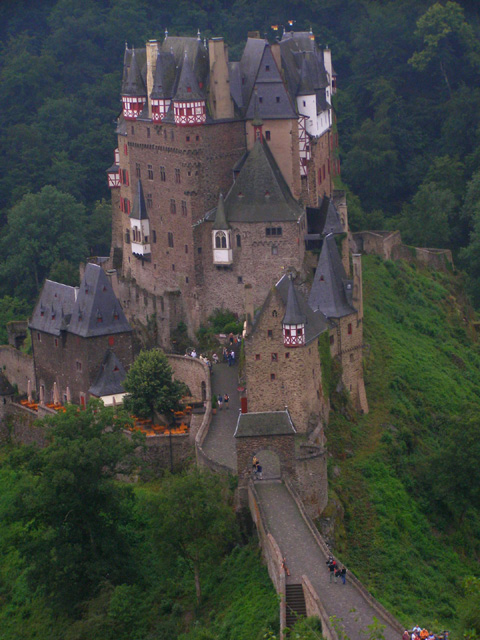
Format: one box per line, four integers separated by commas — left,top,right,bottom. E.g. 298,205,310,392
340,566,347,585
326,557,336,583
218,394,223,410
224,393,229,409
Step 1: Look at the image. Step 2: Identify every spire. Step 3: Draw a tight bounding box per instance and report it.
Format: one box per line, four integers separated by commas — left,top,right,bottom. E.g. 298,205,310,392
213,193,229,230
282,276,306,325
174,53,203,100
123,48,146,96
130,180,148,220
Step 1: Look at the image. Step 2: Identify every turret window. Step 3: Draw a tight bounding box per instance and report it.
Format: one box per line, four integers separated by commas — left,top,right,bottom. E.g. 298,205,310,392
215,232,227,249
348,323,352,335
266,131,271,141
271,353,278,362
125,229,130,244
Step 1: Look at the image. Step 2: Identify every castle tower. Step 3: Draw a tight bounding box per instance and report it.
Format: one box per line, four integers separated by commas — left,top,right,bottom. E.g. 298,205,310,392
149,49,176,122
173,53,206,126
282,277,306,347
129,180,151,258
121,47,147,121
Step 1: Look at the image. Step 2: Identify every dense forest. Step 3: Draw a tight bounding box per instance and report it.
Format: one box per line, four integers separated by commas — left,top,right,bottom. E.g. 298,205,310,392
2,0,480,307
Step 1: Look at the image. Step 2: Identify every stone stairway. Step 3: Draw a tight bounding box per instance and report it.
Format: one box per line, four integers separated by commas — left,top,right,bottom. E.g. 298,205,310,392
286,583,307,628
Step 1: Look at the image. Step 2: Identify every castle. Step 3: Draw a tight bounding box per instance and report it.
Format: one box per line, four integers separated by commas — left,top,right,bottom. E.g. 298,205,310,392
0,28,367,439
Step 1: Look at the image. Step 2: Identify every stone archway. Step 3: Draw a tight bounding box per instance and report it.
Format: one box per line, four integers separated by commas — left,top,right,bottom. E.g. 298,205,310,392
253,448,281,480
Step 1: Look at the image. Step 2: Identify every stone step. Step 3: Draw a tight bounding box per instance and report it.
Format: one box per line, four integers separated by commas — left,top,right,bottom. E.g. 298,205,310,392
286,583,306,628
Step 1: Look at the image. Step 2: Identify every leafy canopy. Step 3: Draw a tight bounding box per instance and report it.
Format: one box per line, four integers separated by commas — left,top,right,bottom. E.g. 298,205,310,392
123,348,188,420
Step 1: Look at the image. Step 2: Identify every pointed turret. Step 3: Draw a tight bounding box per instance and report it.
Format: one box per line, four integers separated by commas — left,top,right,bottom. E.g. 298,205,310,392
130,181,150,257
122,48,147,120
150,50,176,121
282,276,306,347
173,53,206,125
212,193,232,265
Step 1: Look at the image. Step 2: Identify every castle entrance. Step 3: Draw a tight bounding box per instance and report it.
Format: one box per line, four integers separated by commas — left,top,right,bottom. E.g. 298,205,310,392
254,448,280,480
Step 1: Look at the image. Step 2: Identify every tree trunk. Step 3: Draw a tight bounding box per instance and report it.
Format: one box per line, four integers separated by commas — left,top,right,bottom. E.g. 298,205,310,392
194,561,201,602
440,59,452,99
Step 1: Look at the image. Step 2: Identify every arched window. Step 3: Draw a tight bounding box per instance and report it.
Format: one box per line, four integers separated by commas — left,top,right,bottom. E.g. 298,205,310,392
215,232,227,249
236,234,241,248
272,310,277,317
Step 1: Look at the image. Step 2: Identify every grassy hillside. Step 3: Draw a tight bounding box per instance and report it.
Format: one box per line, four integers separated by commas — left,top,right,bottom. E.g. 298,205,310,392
328,255,480,632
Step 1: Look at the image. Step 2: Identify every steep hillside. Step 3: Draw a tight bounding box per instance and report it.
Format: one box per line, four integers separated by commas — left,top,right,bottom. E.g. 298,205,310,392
327,255,480,632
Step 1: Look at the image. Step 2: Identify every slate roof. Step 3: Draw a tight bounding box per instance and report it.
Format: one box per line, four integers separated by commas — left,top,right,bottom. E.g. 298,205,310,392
279,32,328,102
219,139,304,223
122,47,147,96
244,46,297,120
150,50,176,99
89,350,126,397
282,276,306,325
308,234,355,319
174,52,204,101
213,193,229,230
306,196,343,237
239,38,266,110
130,180,148,220
234,410,296,437
67,264,132,338
276,274,328,343
29,281,77,336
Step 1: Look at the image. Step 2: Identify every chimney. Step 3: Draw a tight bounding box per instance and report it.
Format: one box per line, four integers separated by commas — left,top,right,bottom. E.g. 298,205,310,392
208,37,234,120
146,40,159,118
352,254,363,321
244,284,254,335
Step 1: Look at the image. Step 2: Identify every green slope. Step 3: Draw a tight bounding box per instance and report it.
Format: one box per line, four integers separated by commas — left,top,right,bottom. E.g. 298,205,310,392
328,255,480,631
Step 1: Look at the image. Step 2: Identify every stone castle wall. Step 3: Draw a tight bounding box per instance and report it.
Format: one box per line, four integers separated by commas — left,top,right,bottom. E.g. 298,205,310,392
0,345,34,395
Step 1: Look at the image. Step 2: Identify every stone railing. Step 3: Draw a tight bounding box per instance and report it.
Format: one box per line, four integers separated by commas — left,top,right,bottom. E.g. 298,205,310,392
284,478,404,635
302,574,339,640
249,481,287,637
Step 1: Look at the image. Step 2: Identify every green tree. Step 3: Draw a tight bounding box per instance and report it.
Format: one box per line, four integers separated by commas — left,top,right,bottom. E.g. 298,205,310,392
409,1,480,97
11,401,141,614
0,186,88,300
86,198,112,257
146,468,237,602
0,295,32,344
123,348,188,421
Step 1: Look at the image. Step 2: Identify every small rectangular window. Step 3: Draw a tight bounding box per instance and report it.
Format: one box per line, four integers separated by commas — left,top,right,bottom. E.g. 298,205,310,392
168,232,174,248
285,353,290,359
131,125,135,135
147,127,151,138
170,199,176,215
152,229,157,243
147,193,153,209
37,332,41,342
172,264,175,271
160,166,166,181
266,130,271,141
275,96,280,103
175,168,181,184
54,338,58,347
148,164,153,180
267,330,273,338
135,162,141,178
236,234,241,248
270,373,276,381
266,228,271,236
181,200,187,216
348,323,352,335
272,246,278,255
198,247,202,254
271,353,278,362
238,276,243,284
185,244,188,254
255,354,261,360
76,361,82,372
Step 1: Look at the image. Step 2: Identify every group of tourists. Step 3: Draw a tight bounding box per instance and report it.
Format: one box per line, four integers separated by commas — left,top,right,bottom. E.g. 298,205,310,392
403,627,449,640
216,393,230,410
326,556,347,584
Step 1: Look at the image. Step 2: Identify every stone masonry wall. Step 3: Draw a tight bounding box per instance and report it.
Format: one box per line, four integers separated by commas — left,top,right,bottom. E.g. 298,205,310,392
196,218,306,319
236,433,297,490
245,288,328,431
0,345,34,395
166,354,209,403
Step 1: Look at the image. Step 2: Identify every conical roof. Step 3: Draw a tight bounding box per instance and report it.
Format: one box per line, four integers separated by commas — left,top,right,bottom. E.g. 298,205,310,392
224,139,303,223
308,235,355,318
89,350,126,397
123,48,147,97
213,193,229,230
130,180,148,220
174,53,203,101
151,50,176,99
282,276,306,325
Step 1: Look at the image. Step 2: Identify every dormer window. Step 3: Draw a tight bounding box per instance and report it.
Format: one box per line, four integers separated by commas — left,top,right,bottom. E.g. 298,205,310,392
187,86,192,92
215,232,227,249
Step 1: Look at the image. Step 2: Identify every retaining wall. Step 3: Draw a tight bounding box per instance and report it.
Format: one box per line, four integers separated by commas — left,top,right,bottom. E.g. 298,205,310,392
0,346,34,395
